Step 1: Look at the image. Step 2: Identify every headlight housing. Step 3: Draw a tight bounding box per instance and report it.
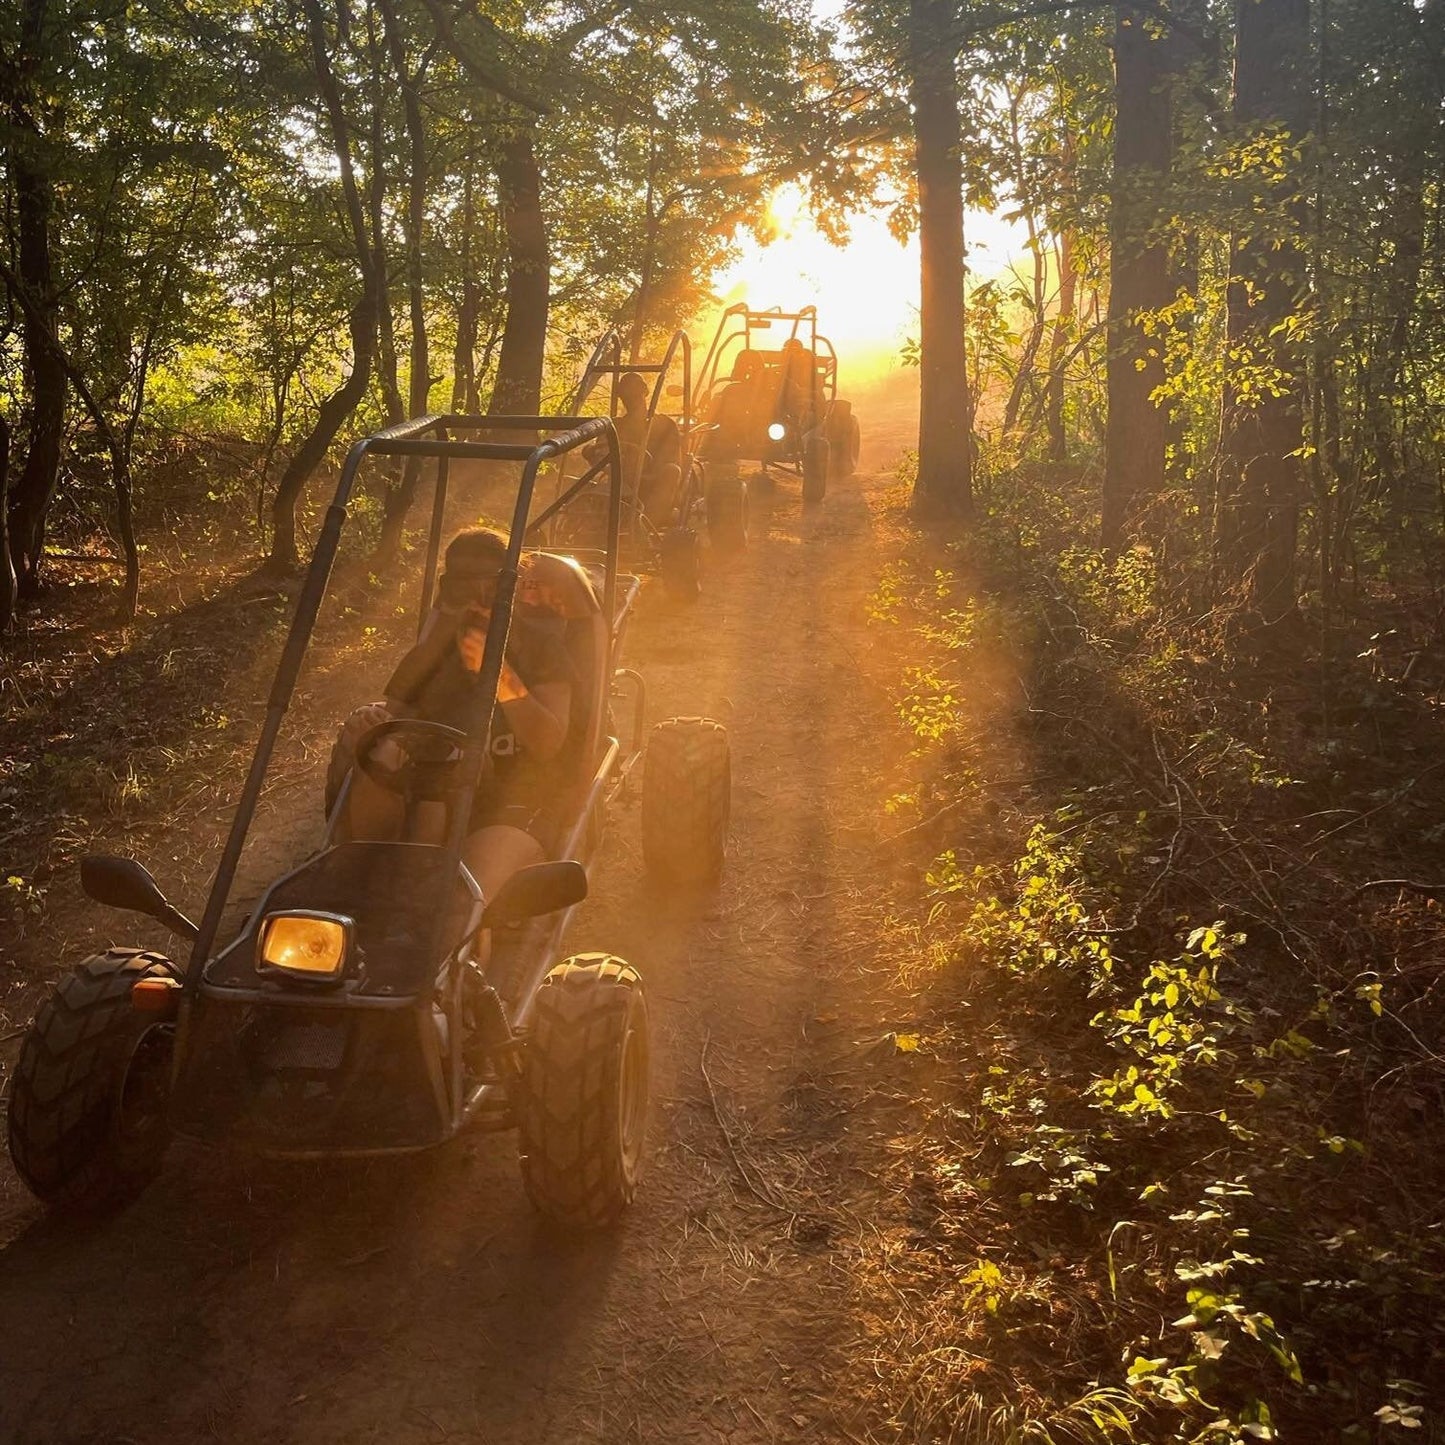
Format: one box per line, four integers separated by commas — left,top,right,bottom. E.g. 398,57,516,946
257,911,352,982
767,422,787,442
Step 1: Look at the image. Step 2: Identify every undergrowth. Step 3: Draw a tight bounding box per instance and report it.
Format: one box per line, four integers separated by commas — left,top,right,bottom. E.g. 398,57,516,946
867,472,1445,1443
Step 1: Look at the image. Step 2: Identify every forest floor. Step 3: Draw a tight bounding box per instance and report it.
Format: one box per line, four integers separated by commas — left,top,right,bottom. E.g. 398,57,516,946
0,397,961,1444
2,372,1442,1444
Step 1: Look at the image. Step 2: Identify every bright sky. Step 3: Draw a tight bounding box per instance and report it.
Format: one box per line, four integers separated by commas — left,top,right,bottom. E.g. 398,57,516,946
705,184,1025,386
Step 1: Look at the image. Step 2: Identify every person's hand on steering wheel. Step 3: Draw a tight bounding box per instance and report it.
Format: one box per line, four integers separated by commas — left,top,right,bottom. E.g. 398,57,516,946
354,717,471,797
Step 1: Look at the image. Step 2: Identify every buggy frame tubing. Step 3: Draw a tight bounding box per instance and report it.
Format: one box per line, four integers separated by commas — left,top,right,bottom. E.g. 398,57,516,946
693,304,824,417
554,326,694,546
182,413,621,993
566,328,623,415
417,441,451,629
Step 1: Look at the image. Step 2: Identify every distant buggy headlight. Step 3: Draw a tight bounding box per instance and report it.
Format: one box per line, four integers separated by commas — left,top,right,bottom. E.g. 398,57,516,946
767,422,787,442
257,911,352,982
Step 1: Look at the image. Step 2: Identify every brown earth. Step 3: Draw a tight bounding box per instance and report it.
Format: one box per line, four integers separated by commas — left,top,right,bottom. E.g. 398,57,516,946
0,424,943,1444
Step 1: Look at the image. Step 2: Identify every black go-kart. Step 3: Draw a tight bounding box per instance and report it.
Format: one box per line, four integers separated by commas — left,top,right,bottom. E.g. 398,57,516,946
693,303,862,507
549,327,716,601
6,414,732,1227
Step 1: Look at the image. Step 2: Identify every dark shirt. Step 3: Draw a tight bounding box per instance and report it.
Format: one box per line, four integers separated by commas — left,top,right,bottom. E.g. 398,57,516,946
645,413,683,474
384,612,574,809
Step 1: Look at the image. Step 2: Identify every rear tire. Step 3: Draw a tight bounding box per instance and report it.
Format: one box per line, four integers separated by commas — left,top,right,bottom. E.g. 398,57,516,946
659,527,701,603
830,408,860,479
705,470,749,553
802,436,829,504
641,717,731,884
519,955,649,1228
7,950,176,1212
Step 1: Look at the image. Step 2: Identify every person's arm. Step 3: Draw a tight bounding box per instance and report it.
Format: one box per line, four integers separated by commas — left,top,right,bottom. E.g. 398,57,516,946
498,669,571,760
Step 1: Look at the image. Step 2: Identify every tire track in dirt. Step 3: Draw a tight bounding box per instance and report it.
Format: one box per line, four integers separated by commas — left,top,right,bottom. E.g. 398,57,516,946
0,464,921,1445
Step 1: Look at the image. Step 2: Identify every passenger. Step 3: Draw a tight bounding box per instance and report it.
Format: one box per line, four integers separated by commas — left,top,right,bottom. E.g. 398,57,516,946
700,351,765,458
336,527,574,913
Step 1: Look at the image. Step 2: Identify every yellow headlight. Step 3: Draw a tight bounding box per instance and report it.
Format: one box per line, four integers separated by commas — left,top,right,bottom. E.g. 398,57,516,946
258,913,350,979
767,422,786,442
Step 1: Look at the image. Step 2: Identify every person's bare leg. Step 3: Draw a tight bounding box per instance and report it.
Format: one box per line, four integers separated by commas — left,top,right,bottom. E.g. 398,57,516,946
463,824,546,973
340,769,404,841
641,463,682,528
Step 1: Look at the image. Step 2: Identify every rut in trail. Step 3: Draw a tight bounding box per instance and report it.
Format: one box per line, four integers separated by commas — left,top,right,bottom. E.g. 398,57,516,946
0,455,927,1445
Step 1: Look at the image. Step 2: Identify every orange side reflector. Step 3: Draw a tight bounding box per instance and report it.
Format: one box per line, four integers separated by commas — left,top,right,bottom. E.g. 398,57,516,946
131,976,181,1015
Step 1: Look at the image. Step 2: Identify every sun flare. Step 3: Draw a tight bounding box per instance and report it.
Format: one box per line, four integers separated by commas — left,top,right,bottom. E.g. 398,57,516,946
700,186,1024,393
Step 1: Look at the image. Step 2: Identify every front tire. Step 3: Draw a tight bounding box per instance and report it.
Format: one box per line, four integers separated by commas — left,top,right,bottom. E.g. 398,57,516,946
830,406,860,479
641,717,731,884
8,950,176,1211
519,956,649,1228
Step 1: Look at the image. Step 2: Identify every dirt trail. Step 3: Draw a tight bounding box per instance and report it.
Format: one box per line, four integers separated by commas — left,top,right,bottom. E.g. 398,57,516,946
0,462,926,1445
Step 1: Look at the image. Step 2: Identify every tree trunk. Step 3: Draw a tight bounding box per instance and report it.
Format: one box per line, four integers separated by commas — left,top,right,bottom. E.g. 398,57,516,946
5,0,65,599
1002,229,1047,435
267,0,382,573
630,132,659,364
1102,1,1174,550
110,436,139,619
1373,0,1443,498
908,0,973,519
452,166,482,413
1046,229,1077,462
268,292,379,572
488,126,550,416
376,0,431,569
1218,0,1311,621
1002,84,1046,436
0,414,14,633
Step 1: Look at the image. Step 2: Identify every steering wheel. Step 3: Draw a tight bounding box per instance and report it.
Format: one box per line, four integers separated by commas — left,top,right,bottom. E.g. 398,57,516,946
354,718,472,799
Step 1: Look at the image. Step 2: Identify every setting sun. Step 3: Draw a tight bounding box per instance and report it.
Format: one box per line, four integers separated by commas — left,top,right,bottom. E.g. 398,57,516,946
702,185,1025,390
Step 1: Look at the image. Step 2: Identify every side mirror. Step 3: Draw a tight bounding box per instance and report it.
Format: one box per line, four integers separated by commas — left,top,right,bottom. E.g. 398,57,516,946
80,855,198,940
480,860,588,929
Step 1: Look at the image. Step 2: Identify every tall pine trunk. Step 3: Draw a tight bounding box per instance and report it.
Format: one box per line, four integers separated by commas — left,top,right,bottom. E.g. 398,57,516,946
1102,2,1174,550
1219,0,1311,621
908,0,973,519
488,127,549,416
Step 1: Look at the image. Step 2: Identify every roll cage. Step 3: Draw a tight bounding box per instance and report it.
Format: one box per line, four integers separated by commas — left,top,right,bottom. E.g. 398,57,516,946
182,413,625,997
554,328,697,546
692,304,839,424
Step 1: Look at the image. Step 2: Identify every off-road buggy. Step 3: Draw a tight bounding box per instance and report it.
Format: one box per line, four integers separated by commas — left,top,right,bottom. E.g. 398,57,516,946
6,413,732,1227
550,327,720,600
693,303,862,507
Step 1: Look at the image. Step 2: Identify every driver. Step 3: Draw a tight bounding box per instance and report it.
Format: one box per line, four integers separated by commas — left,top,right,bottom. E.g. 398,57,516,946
699,351,764,459
336,527,574,913
777,337,820,428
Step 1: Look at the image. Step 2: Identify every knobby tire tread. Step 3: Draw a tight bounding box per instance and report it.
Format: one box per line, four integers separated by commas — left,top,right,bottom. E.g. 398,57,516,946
641,718,730,884
7,950,174,1211
518,955,647,1228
